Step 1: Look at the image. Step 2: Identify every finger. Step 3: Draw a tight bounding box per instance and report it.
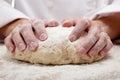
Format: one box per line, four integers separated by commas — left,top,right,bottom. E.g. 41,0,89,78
44,20,59,27
62,18,75,27
20,22,38,51
69,18,90,42
32,19,48,41
99,35,113,56
77,24,100,56
88,32,107,57
62,18,82,27
4,34,15,52
11,29,26,51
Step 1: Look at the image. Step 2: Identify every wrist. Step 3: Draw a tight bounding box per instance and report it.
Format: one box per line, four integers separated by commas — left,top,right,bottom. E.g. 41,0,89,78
92,20,110,35
93,19,119,40
92,20,109,32
93,13,120,40
0,18,28,38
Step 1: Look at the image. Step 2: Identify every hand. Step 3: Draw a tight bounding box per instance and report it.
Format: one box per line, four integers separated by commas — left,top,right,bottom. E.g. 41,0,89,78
62,18,113,57
4,19,58,52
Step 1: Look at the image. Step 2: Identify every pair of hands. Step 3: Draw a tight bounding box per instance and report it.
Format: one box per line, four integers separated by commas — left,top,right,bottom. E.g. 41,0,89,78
4,18,113,57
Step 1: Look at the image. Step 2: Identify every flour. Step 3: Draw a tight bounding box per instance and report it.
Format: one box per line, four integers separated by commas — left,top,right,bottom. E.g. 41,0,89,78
9,26,104,64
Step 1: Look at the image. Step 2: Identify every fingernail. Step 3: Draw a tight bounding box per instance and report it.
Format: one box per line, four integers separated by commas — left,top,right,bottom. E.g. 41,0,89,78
18,43,25,51
39,33,48,41
51,21,58,26
29,42,38,51
77,47,86,55
63,22,72,27
9,47,13,52
69,35,77,42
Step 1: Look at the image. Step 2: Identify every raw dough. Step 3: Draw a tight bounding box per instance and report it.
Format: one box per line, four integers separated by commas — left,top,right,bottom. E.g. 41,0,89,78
8,26,105,64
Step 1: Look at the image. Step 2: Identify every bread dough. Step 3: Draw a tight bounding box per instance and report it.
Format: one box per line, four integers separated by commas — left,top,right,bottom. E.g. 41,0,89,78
8,26,105,64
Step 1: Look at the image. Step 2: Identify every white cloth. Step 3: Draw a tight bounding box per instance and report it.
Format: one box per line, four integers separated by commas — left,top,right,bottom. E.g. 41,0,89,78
0,0,120,27
14,0,120,21
0,0,28,28
0,44,120,80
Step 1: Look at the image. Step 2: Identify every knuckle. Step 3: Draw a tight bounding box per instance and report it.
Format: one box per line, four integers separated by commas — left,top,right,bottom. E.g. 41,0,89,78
73,28,80,35
97,43,105,52
14,38,23,45
26,40,31,45
21,29,29,36
96,41,105,52
21,21,31,27
77,19,83,24
100,32,108,38
81,18,90,26
20,27,26,33
88,37,97,45
11,31,18,37
32,19,44,27
26,38,36,44
15,42,22,47
11,34,20,42
82,41,92,50
99,36,106,46
89,32,99,41
90,27,100,36
95,42,104,51
31,19,37,22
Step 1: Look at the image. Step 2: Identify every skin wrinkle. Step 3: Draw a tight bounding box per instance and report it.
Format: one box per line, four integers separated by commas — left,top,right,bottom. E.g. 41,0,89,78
9,26,105,64
3,13,117,64
89,37,106,56
67,18,113,58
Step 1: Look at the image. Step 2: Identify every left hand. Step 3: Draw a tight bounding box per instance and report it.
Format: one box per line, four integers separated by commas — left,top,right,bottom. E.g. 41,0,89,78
4,19,58,52
62,18,113,57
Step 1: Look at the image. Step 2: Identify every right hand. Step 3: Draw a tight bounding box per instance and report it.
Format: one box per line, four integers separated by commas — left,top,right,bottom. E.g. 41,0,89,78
62,18,113,57
4,19,58,52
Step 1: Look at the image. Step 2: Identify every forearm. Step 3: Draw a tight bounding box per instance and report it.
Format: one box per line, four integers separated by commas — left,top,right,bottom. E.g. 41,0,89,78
94,13,120,40
0,18,27,39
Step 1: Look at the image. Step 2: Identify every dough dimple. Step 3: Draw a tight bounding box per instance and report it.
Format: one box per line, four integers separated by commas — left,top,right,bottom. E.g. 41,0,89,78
8,26,105,64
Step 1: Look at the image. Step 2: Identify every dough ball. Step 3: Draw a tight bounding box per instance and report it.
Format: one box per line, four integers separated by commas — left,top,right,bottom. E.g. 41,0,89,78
8,26,105,64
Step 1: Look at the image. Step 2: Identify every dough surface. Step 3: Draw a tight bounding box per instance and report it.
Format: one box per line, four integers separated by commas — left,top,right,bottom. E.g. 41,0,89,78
8,26,105,64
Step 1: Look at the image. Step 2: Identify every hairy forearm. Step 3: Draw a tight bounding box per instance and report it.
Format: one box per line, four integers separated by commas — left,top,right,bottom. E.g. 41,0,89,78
94,12,120,40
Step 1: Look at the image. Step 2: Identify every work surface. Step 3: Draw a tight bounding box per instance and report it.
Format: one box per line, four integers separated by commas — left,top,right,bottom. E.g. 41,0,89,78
0,44,120,80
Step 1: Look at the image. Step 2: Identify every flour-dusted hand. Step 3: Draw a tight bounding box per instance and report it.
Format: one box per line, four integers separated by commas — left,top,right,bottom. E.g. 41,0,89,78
62,18,113,57
4,19,58,52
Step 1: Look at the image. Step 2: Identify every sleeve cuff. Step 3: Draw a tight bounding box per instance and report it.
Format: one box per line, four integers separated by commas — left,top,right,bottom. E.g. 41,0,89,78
0,6,29,28
91,4,120,20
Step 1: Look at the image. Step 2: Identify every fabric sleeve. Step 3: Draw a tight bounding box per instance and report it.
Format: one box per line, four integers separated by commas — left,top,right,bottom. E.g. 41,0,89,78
91,0,120,19
0,0,29,28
